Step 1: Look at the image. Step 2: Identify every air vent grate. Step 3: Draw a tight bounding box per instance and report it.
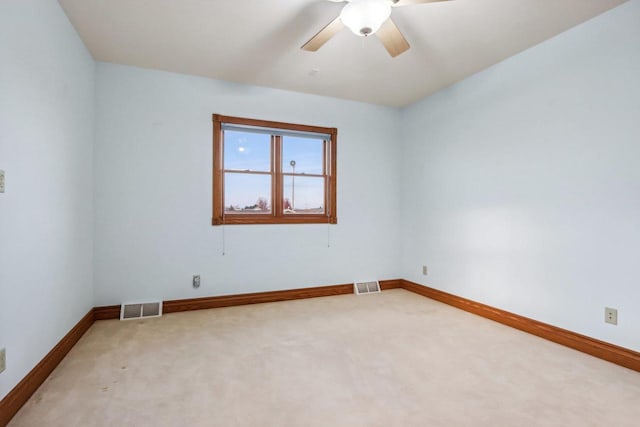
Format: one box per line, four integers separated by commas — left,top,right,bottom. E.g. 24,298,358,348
120,301,162,321
354,281,381,295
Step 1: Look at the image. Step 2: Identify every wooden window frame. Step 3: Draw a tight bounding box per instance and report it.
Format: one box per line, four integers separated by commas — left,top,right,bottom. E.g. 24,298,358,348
212,114,337,226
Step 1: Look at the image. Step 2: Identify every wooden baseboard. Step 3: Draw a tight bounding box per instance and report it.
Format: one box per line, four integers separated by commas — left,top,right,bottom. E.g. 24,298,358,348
401,279,640,372
94,279,403,319
163,283,354,313
0,280,402,425
6,277,636,426
0,309,95,427
379,279,404,290
93,304,120,320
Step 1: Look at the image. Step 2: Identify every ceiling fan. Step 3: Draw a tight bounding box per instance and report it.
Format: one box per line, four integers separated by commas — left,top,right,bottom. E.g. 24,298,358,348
302,0,452,57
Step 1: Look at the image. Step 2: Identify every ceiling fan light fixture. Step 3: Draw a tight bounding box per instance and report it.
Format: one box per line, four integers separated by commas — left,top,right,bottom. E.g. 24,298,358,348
340,0,392,37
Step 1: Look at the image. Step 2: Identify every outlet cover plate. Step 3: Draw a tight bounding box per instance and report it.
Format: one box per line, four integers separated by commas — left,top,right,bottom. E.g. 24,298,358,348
0,170,5,193
605,307,618,325
0,348,6,374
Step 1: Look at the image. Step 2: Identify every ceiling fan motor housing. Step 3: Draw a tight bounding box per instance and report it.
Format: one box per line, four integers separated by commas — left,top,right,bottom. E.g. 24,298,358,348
340,0,392,37
303,0,425,57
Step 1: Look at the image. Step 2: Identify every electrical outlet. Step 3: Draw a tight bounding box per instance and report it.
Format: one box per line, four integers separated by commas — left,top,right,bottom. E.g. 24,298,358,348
0,170,5,193
422,265,428,276
0,348,6,374
193,275,200,289
605,307,618,325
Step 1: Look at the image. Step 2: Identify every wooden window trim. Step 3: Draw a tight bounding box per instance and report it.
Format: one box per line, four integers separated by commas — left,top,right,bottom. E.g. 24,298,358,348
212,114,337,226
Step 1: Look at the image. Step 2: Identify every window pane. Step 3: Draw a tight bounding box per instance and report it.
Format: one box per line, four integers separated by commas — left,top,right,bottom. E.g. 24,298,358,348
224,173,272,214
283,176,325,214
224,131,271,172
282,136,324,175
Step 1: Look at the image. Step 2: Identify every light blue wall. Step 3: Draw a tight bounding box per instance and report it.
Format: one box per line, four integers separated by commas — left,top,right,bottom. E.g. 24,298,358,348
0,0,95,399
1,0,639,404
92,63,402,305
400,0,640,351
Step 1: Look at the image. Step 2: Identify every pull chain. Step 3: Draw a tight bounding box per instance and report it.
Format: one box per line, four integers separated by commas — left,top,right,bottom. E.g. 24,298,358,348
222,215,226,256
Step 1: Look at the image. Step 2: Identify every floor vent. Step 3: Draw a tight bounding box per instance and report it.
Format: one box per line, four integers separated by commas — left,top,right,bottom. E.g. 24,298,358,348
354,281,381,295
120,301,163,321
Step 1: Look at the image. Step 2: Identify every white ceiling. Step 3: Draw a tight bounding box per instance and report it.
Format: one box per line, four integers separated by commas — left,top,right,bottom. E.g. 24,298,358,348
59,0,626,107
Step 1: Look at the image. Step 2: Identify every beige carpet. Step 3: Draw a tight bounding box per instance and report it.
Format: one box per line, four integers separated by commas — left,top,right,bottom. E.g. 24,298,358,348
9,289,640,426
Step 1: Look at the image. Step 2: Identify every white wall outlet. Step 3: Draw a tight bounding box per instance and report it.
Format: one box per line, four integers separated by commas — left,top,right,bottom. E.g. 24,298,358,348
193,275,200,289
605,307,618,325
0,170,5,193
0,348,6,374
422,265,428,275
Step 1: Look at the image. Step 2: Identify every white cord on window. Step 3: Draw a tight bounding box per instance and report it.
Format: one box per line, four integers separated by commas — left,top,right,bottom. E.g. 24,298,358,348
327,219,331,248
327,144,332,249
326,194,331,248
222,214,226,256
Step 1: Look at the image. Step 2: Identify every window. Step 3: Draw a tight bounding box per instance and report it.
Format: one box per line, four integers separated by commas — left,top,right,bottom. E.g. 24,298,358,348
212,115,337,225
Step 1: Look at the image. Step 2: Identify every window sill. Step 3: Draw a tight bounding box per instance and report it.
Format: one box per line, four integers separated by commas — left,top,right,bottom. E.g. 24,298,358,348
212,215,337,226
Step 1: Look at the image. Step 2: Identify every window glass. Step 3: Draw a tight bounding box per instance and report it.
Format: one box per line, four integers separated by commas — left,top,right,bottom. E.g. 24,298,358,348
213,115,336,225
282,136,324,175
224,131,271,172
283,176,325,214
224,173,272,214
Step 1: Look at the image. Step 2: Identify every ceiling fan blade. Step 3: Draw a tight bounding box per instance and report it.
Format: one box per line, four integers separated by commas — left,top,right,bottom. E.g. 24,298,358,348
376,18,410,57
392,0,451,7
301,16,344,52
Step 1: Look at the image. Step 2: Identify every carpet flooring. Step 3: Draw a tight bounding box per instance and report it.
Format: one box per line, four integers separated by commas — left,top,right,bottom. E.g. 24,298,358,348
8,289,640,426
